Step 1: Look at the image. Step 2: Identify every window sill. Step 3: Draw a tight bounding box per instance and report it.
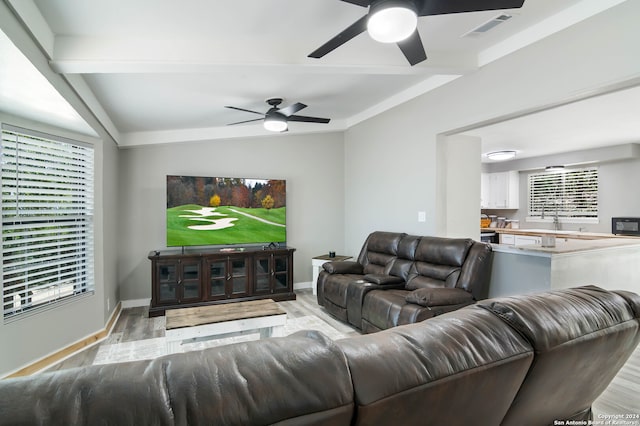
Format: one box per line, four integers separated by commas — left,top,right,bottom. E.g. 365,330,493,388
525,217,599,225
3,291,95,324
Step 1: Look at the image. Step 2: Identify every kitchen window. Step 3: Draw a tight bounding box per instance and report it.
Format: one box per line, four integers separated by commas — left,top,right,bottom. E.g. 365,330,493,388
1,124,94,320
528,166,598,221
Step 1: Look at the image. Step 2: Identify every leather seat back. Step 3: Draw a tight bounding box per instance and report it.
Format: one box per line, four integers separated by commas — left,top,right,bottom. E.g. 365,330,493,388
0,331,355,426
356,232,405,275
406,237,473,290
338,306,534,426
481,286,640,425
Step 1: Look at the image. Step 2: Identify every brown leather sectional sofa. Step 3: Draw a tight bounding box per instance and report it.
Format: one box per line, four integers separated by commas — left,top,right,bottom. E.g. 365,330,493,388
317,231,494,332
1,286,638,425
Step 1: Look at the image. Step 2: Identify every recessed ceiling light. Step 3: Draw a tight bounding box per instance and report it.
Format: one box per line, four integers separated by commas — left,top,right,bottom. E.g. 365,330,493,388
485,150,516,161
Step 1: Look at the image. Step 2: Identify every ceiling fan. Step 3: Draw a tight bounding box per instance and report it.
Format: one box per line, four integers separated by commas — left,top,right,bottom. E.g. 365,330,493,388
308,0,526,66
225,98,331,132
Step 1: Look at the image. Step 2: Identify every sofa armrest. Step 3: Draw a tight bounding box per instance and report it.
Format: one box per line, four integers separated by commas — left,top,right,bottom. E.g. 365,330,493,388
323,261,363,275
406,288,473,307
363,274,404,286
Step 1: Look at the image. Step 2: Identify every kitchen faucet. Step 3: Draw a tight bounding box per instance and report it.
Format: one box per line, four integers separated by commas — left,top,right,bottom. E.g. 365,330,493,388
541,199,561,231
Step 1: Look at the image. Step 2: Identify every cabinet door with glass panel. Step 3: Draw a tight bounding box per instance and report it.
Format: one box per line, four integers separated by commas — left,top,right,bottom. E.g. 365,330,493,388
155,258,202,305
204,255,250,300
254,252,291,295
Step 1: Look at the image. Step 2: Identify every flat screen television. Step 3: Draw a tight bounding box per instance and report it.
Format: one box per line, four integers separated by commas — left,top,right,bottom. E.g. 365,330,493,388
166,175,286,247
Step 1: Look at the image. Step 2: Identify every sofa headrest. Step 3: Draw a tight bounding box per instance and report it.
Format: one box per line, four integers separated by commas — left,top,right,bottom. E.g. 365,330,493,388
397,234,421,259
365,231,406,255
414,237,473,267
0,330,355,426
479,286,640,425
478,285,638,351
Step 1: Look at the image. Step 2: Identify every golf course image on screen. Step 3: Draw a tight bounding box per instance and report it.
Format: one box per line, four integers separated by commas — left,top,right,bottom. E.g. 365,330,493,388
166,176,286,247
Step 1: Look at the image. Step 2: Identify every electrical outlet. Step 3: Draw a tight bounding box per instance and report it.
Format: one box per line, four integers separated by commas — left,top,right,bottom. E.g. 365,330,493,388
418,211,426,222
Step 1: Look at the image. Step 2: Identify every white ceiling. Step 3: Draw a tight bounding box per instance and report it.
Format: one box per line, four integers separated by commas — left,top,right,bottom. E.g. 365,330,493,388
466,84,640,162
1,0,635,153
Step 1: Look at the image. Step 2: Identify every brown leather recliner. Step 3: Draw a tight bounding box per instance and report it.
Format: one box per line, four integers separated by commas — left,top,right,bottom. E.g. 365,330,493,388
317,231,493,332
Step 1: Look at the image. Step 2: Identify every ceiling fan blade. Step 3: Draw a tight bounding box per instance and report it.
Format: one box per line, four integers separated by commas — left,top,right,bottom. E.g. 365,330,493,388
418,0,525,16
340,0,369,6
279,102,307,117
287,115,331,124
227,118,264,126
308,15,368,59
397,30,427,66
224,105,265,116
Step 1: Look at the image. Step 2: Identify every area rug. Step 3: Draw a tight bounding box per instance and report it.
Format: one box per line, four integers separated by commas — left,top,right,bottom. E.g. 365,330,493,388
93,315,346,365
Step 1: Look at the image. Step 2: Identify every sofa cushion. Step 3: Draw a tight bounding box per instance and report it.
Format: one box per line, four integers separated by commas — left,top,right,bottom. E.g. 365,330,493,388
405,263,461,290
414,236,473,267
361,289,437,331
404,237,473,291
362,252,396,275
406,287,473,307
358,232,404,275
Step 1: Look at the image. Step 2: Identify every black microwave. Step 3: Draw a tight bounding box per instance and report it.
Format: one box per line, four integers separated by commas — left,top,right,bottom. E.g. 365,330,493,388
612,217,640,236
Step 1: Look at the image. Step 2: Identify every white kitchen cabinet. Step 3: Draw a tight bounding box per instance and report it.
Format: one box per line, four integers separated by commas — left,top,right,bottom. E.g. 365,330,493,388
500,233,515,245
514,235,541,246
481,171,519,209
481,173,490,209
499,233,541,246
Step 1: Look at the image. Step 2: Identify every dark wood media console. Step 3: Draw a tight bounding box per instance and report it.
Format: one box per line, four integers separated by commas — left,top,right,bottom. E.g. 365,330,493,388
148,246,296,317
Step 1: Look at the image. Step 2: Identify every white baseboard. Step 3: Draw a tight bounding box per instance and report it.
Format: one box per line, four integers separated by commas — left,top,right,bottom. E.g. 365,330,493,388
121,298,151,308
294,281,312,291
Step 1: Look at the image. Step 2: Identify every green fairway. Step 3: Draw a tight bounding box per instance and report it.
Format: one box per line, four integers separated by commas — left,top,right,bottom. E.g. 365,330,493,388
167,204,286,246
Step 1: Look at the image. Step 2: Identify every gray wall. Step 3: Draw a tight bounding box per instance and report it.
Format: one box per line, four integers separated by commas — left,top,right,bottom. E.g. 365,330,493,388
343,1,640,255
117,132,345,301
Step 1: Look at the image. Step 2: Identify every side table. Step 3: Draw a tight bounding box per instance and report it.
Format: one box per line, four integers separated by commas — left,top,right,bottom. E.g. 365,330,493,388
312,254,352,295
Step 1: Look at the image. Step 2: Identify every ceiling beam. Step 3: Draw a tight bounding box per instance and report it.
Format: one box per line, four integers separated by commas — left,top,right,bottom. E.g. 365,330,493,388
48,35,477,76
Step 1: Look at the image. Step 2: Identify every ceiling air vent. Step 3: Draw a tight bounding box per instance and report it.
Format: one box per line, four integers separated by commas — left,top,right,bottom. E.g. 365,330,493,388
461,14,512,38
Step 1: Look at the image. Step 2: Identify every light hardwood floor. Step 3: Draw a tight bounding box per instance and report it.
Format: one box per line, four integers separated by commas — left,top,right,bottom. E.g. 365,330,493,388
46,289,639,414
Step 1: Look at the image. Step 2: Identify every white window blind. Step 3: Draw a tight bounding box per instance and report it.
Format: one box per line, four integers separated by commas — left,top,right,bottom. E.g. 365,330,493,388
528,167,598,219
1,124,94,319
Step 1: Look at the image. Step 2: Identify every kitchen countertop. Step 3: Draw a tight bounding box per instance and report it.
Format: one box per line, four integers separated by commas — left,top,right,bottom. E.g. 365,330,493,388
491,236,640,256
480,228,635,240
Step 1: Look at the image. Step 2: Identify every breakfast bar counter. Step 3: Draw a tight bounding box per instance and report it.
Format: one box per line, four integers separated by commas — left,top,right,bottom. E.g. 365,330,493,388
488,237,640,298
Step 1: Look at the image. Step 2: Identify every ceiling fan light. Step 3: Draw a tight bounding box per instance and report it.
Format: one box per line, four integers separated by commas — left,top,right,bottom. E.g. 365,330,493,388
367,5,417,43
486,150,516,161
264,116,287,132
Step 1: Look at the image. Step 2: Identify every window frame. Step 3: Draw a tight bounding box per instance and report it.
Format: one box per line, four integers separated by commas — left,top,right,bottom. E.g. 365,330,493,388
1,124,95,321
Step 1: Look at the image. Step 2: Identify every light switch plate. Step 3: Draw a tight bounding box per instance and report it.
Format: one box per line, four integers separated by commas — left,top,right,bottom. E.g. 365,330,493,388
418,211,426,222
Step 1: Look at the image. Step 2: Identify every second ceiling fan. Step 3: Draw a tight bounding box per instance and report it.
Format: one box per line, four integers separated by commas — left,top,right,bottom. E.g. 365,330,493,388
225,98,330,132
308,0,526,66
